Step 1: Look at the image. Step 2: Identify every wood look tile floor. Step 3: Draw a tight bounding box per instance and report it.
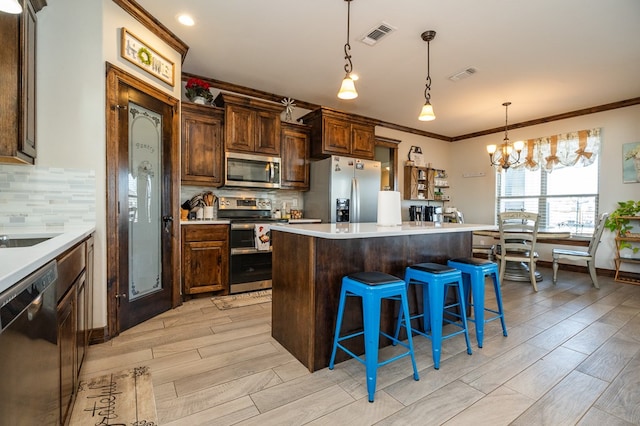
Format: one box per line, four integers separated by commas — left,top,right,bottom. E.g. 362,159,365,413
80,267,640,425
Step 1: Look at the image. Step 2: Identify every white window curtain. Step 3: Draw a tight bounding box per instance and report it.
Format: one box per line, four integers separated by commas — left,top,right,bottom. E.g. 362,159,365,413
514,128,601,172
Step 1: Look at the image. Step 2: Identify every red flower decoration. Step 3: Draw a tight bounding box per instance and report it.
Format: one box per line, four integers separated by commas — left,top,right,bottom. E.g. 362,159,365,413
185,78,213,101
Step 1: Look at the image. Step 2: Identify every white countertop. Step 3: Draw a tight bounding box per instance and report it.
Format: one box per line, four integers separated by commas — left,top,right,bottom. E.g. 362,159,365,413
0,225,95,293
180,219,322,225
270,221,496,239
180,220,230,225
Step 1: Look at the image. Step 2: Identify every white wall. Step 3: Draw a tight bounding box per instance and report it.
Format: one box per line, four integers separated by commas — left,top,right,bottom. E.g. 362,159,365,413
36,0,182,329
375,127,452,219
449,104,640,271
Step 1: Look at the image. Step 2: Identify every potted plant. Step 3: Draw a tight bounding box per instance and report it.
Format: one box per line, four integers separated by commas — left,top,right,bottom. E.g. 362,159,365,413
605,200,640,235
605,200,640,256
185,78,213,104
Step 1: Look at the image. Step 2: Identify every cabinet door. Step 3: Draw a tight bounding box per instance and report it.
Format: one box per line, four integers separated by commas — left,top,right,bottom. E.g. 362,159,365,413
21,1,37,159
183,240,228,294
86,235,94,343
255,109,281,155
57,286,76,426
181,105,224,186
351,122,375,159
322,116,351,155
76,272,87,376
281,125,309,189
225,104,255,152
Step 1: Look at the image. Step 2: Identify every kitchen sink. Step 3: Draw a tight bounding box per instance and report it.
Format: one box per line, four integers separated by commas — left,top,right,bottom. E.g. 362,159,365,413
0,235,58,248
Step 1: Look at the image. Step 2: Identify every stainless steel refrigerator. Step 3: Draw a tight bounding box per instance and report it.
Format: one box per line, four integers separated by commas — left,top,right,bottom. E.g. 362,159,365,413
304,155,381,223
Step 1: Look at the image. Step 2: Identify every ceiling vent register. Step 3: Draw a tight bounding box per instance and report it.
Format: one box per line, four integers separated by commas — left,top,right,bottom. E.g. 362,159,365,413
448,67,478,81
360,22,397,46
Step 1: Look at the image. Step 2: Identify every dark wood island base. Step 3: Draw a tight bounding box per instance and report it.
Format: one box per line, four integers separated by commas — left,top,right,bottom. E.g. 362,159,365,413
271,225,476,372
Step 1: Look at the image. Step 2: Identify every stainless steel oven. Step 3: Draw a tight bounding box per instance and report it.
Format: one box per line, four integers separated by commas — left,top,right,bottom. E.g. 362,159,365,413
218,197,286,294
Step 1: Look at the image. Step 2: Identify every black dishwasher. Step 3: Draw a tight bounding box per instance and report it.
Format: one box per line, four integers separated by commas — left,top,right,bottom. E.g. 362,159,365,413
0,260,58,425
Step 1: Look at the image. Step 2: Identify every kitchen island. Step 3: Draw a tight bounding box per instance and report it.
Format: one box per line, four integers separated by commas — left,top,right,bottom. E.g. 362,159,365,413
269,221,494,372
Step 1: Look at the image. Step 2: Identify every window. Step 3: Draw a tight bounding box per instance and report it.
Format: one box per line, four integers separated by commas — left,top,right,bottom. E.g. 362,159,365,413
496,161,599,234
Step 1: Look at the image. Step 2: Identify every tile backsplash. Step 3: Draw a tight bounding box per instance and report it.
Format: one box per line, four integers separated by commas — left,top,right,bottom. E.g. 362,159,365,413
0,165,96,228
181,185,304,219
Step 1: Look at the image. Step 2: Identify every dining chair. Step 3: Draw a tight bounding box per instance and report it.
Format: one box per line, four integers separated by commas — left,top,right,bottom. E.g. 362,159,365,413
457,211,496,261
552,212,609,288
496,211,540,291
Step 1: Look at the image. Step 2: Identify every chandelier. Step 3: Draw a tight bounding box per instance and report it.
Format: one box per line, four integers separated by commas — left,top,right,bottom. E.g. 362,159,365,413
418,30,436,121
486,102,524,169
337,0,358,99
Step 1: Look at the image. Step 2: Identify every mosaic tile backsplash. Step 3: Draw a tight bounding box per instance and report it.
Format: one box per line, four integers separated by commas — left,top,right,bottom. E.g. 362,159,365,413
0,165,96,229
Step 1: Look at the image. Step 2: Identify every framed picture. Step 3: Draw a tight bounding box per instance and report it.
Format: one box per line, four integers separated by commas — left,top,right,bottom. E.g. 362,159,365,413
120,28,175,87
623,142,640,183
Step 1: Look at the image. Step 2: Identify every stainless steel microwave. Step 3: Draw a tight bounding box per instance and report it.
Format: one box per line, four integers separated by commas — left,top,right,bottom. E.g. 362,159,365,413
225,152,281,189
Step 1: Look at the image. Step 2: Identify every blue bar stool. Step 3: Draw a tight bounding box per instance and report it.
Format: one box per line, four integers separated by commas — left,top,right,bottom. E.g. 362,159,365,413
447,258,508,348
394,263,472,370
329,271,420,403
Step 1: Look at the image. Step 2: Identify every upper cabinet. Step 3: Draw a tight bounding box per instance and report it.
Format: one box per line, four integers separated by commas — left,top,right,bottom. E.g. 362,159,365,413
181,103,224,186
301,107,376,160
280,122,310,190
0,0,46,164
213,93,283,156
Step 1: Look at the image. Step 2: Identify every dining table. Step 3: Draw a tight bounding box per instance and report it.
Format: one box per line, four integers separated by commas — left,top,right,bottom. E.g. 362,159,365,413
473,228,589,282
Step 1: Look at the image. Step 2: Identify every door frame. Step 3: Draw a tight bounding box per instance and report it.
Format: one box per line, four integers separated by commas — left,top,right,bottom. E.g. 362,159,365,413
105,62,181,339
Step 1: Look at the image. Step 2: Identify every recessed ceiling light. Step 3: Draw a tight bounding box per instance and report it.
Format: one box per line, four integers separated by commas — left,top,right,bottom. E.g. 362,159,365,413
177,14,195,26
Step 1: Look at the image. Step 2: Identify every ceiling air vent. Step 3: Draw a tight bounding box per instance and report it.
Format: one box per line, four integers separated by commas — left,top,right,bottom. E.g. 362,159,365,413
448,67,478,81
360,22,397,46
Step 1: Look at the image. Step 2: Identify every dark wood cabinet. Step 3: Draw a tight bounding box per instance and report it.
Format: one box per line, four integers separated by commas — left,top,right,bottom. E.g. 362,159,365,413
181,103,224,186
214,93,283,155
301,107,376,160
351,122,376,159
55,235,92,426
280,122,310,190
0,0,45,164
57,284,76,426
182,225,230,295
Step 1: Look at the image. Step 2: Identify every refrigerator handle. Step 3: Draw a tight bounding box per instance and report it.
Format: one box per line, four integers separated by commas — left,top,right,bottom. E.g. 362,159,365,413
351,177,360,222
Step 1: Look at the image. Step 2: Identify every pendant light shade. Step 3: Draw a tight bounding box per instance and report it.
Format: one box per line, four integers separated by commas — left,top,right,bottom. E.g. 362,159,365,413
418,30,436,121
418,102,436,121
338,74,358,99
337,0,358,99
0,0,22,14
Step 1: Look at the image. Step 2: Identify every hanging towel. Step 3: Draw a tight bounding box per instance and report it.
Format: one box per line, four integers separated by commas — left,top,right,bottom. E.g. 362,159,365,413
255,224,271,251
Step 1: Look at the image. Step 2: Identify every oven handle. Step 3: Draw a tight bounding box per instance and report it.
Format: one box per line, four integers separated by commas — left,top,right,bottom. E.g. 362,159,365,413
231,223,256,230
231,247,272,255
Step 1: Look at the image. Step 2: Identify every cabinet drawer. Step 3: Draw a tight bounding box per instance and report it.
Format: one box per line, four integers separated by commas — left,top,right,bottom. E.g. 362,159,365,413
182,225,229,242
57,242,86,301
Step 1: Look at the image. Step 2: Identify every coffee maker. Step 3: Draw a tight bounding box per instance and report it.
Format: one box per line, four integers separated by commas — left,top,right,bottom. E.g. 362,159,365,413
336,198,350,222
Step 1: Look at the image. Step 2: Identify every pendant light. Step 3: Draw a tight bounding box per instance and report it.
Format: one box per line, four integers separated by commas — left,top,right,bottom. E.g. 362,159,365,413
337,0,357,100
418,30,436,121
486,102,525,169
0,0,22,14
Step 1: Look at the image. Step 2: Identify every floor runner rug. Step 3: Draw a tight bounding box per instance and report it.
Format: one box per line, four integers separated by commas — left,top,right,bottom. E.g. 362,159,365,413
69,366,157,425
212,289,272,310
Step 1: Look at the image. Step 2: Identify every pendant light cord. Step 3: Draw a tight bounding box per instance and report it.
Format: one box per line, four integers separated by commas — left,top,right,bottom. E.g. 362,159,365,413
424,40,432,103
343,0,353,74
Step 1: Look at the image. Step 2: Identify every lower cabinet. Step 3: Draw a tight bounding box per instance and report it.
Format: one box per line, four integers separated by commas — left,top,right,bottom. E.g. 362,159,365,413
56,235,93,425
57,282,76,426
182,225,230,295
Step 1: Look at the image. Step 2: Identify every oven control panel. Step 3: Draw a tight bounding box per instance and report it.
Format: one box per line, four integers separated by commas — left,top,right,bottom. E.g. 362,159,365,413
218,197,272,211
